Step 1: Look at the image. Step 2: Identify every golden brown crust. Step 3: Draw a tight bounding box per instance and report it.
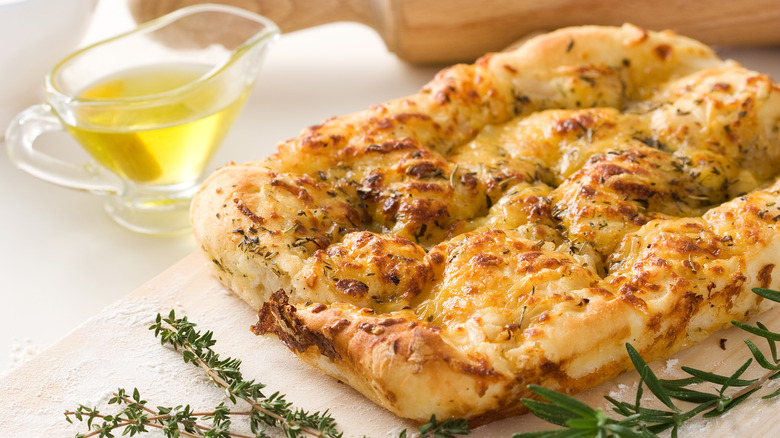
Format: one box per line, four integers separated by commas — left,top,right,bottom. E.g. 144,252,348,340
191,23,780,424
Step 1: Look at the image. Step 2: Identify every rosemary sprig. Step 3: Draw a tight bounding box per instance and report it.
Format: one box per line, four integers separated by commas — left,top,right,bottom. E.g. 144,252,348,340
515,287,780,437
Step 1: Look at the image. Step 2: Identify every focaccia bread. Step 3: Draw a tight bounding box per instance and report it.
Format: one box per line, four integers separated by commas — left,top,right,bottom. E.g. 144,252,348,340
190,24,780,425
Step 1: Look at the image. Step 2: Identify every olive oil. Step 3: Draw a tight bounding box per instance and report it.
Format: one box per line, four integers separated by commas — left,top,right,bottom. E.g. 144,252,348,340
66,63,248,185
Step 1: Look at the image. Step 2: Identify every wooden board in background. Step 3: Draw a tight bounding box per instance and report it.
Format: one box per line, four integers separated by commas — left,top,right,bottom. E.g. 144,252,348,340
1,252,779,437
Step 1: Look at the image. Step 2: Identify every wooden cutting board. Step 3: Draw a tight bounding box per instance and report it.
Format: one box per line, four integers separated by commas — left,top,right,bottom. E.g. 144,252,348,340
1,251,779,436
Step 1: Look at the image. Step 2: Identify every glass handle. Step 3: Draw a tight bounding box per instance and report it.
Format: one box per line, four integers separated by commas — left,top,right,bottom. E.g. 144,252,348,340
5,103,123,194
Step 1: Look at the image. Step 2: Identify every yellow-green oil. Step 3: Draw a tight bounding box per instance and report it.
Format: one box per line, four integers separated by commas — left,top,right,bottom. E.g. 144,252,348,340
66,63,247,185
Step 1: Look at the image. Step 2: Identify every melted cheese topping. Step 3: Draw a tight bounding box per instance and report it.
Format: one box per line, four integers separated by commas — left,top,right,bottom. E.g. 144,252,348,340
191,24,780,424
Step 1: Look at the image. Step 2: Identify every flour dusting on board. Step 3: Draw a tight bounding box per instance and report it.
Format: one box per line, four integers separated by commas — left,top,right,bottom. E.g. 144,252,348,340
6,337,42,372
0,294,249,436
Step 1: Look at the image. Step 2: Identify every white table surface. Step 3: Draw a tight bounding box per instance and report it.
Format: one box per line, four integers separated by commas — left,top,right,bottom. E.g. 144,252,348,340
2,0,780,375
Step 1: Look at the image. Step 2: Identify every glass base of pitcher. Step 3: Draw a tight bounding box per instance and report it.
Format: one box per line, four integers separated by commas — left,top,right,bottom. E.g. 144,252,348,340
104,184,198,235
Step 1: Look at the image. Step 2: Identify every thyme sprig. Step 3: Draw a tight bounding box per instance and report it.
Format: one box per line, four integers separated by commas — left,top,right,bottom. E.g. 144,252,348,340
66,310,343,438
65,388,251,438
65,311,471,438
514,287,780,438
150,311,342,438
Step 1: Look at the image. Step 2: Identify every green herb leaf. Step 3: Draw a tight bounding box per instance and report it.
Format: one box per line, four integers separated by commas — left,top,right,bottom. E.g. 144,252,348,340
751,287,780,302
732,321,780,341
679,366,755,387
527,385,597,418
521,399,579,427
744,339,780,371
626,344,678,412
757,321,780,362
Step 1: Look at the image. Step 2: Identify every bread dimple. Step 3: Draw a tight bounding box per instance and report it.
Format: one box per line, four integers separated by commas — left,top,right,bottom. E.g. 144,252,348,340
191,23,780,424
292,231,433,312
